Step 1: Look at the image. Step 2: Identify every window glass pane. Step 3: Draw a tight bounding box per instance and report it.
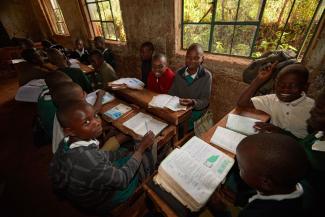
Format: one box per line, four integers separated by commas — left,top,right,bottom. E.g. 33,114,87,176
54,9,63,22
215,0,238,21
86,0,96,2
211,25,234,54
56,22,65,35
278,0,319,54
183,24,210,51
238,0,262,21
98,1,113,21
102,22,117,40
92,21,103,36
232,25,256,56
110,0,126,42
87,3,100,20
184,0,212,22
50,0,59,9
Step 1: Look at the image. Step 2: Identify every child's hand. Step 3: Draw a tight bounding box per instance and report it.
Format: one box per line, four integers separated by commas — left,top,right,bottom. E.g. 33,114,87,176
180,98,194,106
256,62,277,82
137,131,155,153
96,89,106,98
254,122,283,133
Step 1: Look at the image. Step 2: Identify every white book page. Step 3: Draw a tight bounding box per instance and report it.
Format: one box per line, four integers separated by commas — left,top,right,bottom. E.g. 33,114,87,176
136,118,168,137
165,96,187,111
226,114,260,135
110,78,144,89
86,91,115,105
122,112,152,135
210,127,246,154
148,94,173,108
15,79,46,102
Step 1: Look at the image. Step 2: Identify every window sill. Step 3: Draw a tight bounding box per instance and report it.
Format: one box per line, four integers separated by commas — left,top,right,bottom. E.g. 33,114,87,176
104,39,127,47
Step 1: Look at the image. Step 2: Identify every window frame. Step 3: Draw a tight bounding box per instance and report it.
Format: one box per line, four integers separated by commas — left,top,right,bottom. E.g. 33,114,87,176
181,0,324,59
39,0,70,36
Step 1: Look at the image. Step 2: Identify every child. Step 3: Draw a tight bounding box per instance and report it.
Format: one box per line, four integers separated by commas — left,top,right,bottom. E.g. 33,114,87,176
299,89,325,217
49,101,155,214
140,42,155,85
147,53,175,94
235,133,309,217
94,36,116,69
69,38,90,64
89,50,118,89
237,63,314,139
169,43,212,130
47,48,93,93
18,48,50,86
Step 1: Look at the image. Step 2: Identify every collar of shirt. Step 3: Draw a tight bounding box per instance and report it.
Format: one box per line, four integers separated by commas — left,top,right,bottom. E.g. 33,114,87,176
76,48,85,56
277,92,307,107
102,48,109,54
66,137,100,149
184,67,199,79
248,183,303,203
312,131,325,152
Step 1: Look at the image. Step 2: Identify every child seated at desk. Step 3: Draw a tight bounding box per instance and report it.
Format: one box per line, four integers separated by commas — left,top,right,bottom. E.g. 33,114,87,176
49,100,155,215
169,43,212,130
140,41,155,85
89,50,118,90
94,36,116,69
147,53,175,94
237,63,314,139
69,38,90,64
47,48,92,93
299,89,325,217
234,133,309,217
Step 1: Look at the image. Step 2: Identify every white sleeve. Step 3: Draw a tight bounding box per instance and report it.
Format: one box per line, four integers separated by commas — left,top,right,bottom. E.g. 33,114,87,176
52,114,64,154
251,94,274,115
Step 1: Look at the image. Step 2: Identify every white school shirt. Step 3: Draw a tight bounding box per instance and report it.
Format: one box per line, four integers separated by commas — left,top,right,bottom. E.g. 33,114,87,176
251,92,314,138
52,114,64,154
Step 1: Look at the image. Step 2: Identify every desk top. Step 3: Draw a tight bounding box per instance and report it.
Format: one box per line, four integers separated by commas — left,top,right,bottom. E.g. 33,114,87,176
113,88,192,125
100,98,176,148
200,107,270,158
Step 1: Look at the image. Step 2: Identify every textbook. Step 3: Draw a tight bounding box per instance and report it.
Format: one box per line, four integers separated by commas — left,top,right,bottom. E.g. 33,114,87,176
210,114,260,154
103,104,132,120
108,78,145,90
123,112,168,137
148,94,187,111
15,79,46,102
154,136,234,211
86,91,115,105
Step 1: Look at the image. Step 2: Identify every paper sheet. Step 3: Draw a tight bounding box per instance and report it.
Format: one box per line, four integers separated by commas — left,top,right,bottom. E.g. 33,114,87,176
149,94,187,111
226,113,260,135
85,91,115,105
110,78,144,90
15,79,46,102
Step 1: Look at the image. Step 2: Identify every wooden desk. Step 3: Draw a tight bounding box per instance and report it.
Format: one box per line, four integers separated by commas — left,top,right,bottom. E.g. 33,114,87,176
100,98,176,149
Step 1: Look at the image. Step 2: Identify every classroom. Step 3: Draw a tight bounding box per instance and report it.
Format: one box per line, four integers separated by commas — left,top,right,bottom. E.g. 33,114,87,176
0,0,324,217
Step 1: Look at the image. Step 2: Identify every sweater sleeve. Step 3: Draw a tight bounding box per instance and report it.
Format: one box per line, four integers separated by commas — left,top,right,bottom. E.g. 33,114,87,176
193,72,212,110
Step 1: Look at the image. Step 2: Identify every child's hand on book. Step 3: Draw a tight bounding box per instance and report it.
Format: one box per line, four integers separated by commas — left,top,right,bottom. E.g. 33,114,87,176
96,89,106,98
180,98,194,106
254,122,283,133
137,131,155,153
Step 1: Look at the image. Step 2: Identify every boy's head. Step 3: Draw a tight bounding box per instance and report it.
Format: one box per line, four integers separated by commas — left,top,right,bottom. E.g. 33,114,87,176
51,82,86,107
94,36,106,50
151,53,167,78
89,49,104,70
275,64,309,102
20,38,34,49
75,38,84,51
47,48,68,68
57,100,102,140
45,70,72,91
140,42,154,61
41,40,53,50
21,48,44,65
236,133,309,195
185,43,204,73
307,89,325,133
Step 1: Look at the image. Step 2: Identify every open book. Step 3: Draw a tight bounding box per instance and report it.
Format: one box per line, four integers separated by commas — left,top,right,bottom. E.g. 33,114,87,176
210,114,261,154
148,94,187,111
123,112,168,137
85,90,115,105
103,104,132,120
108,78,144,90
154,136,234,211
15,79,46,102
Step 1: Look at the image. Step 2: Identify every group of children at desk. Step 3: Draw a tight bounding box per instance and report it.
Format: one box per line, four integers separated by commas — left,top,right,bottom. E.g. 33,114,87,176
22,36,324,216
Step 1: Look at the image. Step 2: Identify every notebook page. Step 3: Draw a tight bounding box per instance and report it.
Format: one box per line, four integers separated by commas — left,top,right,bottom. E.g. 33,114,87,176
226,113,260,135
165,96,187,111
210,127,246,154
135,118,168,137
86,91,115,105
148,94,173,108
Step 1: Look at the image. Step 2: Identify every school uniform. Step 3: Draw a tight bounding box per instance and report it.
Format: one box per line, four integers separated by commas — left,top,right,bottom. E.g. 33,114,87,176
69,48,90,64
169,65,212,129
141,59,151,85
239,184,306,217
49,138,150,215
251,92,314,138
102,48,116,69
147,67,175,94
60,67,93,93
96,62,118,89
52,114,64,154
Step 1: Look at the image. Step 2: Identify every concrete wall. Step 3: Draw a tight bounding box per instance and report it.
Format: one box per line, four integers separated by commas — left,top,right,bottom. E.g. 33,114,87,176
1,0,324,121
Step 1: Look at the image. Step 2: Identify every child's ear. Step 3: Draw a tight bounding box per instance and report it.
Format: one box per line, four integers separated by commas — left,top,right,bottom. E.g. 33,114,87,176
63,127,76,137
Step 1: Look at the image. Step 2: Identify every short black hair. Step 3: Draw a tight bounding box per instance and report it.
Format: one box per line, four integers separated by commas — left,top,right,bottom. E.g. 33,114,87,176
45,70,72,90
140,41,154,51
21,48,37,63
277,63,309,85
187,43,204,54
20,38,34,49
152,53,167,62
75,38,83,44
94,36,105,43
89,49,103,59
237,133,309,188
51,82,83,106
41,40,53,49
57,100,90,128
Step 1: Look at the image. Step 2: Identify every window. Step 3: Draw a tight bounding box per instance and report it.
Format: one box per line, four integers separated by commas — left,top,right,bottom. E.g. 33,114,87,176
182,0,324,59
84,0,126,42
40,0,70,35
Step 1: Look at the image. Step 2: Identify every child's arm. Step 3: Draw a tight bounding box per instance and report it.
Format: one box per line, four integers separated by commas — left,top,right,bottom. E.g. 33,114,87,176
237,62,277,109
93,89,105,112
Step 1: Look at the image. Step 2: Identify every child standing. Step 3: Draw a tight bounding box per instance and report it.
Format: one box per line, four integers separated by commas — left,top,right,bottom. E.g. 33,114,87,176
94,36,116,69
69,38,90,64
237,63,314,139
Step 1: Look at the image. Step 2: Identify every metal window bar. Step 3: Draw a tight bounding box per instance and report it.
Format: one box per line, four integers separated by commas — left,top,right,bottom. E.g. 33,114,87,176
208,0,217,52
228,0,242,55
108,0,118,40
